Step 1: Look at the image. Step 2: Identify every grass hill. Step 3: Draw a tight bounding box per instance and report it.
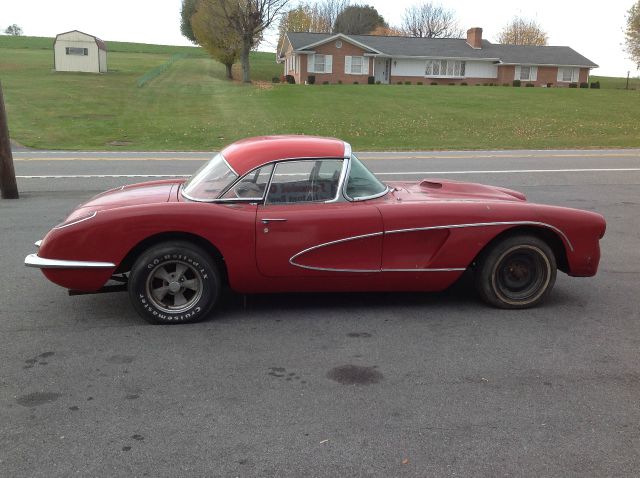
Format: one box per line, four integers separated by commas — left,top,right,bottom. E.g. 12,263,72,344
1,35,639,151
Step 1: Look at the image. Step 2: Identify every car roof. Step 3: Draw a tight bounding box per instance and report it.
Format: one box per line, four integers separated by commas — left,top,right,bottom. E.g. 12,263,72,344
221,135,350,176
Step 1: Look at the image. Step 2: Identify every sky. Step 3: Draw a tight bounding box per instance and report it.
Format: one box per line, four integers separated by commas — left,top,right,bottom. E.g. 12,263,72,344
2,0,638,77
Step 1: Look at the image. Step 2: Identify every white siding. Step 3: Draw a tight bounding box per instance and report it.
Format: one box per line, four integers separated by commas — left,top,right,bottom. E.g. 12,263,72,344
391,59,424,77
391,58,497,79
464,61,497,79
98,49,107,73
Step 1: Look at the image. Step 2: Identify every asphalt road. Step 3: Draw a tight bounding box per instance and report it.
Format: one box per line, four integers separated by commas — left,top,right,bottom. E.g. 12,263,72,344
1,149,639,477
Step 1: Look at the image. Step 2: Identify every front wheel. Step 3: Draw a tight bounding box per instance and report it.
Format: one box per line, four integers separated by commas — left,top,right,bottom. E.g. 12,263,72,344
128,241,220,324
475,235,557,309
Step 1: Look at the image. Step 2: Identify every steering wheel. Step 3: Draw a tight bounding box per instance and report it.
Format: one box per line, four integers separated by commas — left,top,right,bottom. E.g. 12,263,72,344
234,182,263,198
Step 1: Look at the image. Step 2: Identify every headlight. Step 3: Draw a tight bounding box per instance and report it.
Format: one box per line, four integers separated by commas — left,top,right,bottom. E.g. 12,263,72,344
54,211,97,229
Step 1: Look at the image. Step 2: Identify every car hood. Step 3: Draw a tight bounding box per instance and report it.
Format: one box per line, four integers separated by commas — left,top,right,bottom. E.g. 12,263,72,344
69,179,183,218
388,179,527,202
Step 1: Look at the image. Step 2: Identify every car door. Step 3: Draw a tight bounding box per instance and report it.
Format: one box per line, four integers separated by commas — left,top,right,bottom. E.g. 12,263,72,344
255,159,383,277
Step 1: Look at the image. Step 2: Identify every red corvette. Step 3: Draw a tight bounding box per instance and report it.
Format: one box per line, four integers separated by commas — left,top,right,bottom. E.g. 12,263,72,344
25,136,606,324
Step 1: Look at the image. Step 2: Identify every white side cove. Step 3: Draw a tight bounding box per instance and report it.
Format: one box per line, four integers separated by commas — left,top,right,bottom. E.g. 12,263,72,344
391,59,498,79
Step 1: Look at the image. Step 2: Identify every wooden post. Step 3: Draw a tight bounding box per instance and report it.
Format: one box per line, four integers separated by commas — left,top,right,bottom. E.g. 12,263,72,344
627,71,630,90
0,81,19,199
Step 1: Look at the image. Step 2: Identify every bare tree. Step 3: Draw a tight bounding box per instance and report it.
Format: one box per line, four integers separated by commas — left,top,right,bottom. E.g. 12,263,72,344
498,17,548,46
401,2,462,38
316,0,351,33
201,0,291,83
626,0,640,68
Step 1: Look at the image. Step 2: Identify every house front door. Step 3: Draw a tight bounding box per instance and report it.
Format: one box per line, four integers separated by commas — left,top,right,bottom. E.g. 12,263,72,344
374,58,390,84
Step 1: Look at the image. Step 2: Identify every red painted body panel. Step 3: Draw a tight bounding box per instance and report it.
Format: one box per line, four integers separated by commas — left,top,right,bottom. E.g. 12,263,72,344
32,136,606,297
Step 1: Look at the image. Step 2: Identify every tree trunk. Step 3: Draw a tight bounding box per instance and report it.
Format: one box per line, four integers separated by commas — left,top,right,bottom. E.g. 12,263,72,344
241,36,251,83
225,63,233,79
0,81,19,199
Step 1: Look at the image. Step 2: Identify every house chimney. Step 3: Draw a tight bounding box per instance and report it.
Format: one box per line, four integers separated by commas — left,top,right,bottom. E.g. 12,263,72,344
466,27,483,49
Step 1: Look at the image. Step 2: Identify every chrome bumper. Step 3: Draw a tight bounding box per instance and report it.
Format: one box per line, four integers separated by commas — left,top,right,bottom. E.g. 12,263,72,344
25,240,116,269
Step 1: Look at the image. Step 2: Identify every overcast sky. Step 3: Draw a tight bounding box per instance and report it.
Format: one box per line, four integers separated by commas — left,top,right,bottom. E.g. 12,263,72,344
2,0,638,77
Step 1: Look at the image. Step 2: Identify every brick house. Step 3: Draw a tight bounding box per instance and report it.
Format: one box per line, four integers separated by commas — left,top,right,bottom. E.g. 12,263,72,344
277,28,597,86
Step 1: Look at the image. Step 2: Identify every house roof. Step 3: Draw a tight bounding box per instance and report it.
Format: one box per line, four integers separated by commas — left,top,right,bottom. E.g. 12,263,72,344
54,30,107,51
285,32,598,68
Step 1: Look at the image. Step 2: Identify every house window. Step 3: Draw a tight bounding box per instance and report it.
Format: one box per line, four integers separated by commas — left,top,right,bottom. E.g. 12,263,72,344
520,66,532,81
314,54,327,73
425,60,465,78
350,56,363,74
66,47,88,56
560,67,577,82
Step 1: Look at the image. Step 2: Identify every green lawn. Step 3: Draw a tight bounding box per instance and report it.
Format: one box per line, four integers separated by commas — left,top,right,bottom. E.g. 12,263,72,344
1,35,639,151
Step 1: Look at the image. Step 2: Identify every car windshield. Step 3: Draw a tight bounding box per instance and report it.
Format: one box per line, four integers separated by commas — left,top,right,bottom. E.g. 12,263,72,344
182,153,238,201
346,154,388,200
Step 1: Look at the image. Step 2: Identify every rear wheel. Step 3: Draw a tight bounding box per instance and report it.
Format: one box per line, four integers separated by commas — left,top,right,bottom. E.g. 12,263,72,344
475,235,557,309
128,241,220,324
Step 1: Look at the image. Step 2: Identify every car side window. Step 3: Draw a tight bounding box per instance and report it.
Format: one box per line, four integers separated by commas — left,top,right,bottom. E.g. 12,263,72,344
266,159,344,205
221,164,274,199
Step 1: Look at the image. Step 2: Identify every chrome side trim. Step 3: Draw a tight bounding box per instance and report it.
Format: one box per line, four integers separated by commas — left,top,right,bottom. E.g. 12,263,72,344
221,153,238,176
35,240,42,248
324,158,349,203
288,220,574,272
25,253,116,269
53,211,97,230
343,142,352,159
385,221,574,251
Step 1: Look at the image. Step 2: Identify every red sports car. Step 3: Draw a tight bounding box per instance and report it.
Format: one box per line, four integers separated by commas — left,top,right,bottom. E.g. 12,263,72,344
25,136,606,324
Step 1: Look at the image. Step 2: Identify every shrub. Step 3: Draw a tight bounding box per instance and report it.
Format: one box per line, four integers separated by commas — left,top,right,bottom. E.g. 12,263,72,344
569,82,578,88
580,82,589,88
375,80,381,84
430,81,438,85
271,77,280,83
547,83,553,88
460,82,468,86
488,82,494,86
398,81,403,85
526,83,534,87
503,83,510,87
417,81,423,85
512,79,521,87
322,81,330,85
405,81,411,85
307,75,315,85
483,83,489,86
337,80,342,84
449,82,455,86
590,81,600,89
285,75,295,84
367,76,375,84
353,81,359,84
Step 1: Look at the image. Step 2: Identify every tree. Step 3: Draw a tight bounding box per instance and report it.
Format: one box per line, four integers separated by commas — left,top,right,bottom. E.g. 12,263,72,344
200,0,291,83
4,24,23,36
498,17,548,46
333,5,386,35
316,0,351,32
626,0,640,68
277,5,313,51
401,2,462,38
180,0,198,43
192,0,241,79
369,25,404,36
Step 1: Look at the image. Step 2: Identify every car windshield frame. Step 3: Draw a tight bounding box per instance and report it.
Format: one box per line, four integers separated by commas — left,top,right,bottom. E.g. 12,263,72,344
343,154,389,202
181,153,238,202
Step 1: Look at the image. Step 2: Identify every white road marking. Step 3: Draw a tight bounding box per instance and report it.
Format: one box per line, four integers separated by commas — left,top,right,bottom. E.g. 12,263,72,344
15,168,640,179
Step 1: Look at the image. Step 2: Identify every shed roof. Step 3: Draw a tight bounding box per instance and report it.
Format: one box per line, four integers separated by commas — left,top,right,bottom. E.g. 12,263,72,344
284,32,597,68
54,30,107,51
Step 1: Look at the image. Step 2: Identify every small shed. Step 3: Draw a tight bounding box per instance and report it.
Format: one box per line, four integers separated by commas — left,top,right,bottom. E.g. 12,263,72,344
54,30,107,73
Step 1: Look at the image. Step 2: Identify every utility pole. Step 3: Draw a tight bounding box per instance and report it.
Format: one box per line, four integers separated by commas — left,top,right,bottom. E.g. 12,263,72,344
627,71,630,90
0,81,19,199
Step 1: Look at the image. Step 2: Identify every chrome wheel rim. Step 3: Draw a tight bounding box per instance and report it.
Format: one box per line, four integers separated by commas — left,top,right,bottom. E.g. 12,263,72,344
145,260,203,314
492,245,551,304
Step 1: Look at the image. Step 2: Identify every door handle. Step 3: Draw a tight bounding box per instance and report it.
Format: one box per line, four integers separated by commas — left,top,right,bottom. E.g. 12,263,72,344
261,218,288,224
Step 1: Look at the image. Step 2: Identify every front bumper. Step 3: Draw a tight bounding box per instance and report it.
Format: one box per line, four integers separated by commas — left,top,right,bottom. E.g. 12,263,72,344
25,240,116,269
